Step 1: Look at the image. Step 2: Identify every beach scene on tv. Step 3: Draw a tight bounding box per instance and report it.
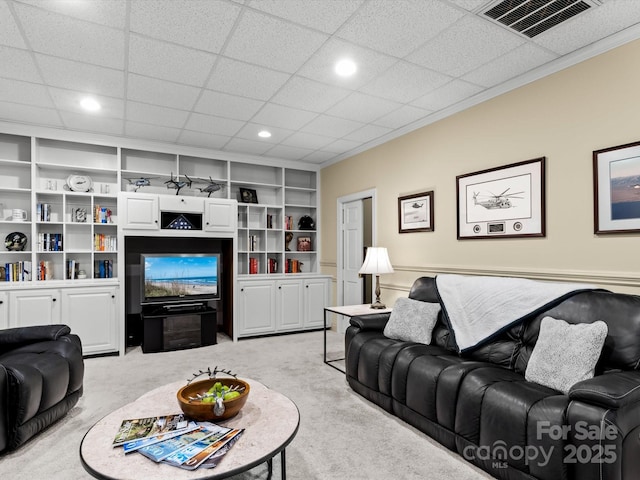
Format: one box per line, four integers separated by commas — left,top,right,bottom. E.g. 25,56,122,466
143,255,218,298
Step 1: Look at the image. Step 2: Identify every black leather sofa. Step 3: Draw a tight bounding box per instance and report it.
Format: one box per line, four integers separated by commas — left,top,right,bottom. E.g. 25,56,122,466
345,277,640,480
0,324,84,453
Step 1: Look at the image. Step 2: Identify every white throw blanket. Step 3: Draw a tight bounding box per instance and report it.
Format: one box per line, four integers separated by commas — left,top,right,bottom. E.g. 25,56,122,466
435,274,598,352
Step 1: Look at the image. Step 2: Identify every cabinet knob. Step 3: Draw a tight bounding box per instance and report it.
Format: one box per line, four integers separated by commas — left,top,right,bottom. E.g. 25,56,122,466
241,288,244,292
52,298,57,302
306,285,309,288
279,286,282,289
0,300,3,304
154,220,158,223
111,295,115,299
181,199,185,202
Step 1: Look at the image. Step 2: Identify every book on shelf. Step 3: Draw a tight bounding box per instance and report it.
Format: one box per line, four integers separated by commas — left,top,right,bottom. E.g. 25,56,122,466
38,233,63,252
284,216,294,230
112,414,189,447
94,259,114,278
2,261,32,282
249,257,258,274
268,257,278,274
285,259,302,273
66,260,79,280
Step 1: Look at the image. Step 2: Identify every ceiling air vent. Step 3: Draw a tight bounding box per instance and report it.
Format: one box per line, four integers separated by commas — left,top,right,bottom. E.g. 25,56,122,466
483,0,599,38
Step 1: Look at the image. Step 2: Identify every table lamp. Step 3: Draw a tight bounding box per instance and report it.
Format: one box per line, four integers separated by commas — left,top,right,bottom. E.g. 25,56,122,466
358,247,394,309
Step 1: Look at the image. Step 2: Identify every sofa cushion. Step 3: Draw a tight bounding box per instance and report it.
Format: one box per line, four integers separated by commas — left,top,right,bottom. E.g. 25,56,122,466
383,297,440,344
525,316,607,394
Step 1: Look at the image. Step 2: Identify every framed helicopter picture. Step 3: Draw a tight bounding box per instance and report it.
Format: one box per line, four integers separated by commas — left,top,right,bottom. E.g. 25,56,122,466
398,191,434,233
456,157,546,239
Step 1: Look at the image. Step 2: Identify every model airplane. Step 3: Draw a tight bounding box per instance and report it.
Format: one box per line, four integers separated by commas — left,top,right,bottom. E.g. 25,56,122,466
125,177,154,192
165,173,192,195
473,188,524,210
197,177,224,197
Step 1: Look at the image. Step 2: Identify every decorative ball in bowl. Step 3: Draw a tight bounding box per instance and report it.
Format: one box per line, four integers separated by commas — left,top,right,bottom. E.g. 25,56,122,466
177,378,250,421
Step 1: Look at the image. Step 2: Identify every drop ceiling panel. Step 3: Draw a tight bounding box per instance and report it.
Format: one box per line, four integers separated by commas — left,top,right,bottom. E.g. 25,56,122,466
17,0,127,29
207,57,290,101
126,102,190,130
60,111,123,135
0,77,54,108
127,74,200,111
412,79,484,111
343,124,393,143
300,114,364,138
266,143,315,161
184,112,245,137
194,90,264,121
0,46,41,83
125,121,181,143
326,92,401,123
251,103,318,130
0,100,61,126
373,105,433,129
280,131,336,150
271,76,351,113
177,130,231,150
235,123,294,144
224,136,273,155
49,87,124,118
0,2,27,49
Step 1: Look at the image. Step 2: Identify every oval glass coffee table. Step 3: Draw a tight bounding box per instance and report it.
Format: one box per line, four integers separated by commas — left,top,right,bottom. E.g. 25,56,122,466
80,378,299,479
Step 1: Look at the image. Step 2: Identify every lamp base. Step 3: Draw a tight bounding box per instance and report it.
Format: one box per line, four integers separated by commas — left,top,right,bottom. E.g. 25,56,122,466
369,301,387,309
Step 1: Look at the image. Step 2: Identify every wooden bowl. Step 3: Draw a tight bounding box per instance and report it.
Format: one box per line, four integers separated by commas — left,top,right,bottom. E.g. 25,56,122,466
177,378,250,421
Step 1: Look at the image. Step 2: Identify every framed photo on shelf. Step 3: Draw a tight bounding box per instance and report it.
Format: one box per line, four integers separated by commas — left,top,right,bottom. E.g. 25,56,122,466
456,157,545,239
297,236,311,251
239,187,258,204
398,191,434,233
594,140,640,234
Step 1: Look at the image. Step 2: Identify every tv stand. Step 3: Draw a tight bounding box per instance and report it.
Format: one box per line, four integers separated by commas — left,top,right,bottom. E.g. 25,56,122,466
141,304,217,353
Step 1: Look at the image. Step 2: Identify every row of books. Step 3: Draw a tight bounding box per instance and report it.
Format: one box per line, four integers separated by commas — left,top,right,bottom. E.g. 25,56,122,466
36,203,54,222
66,260,80,280
95,259,114,278
37,232,63,251
248,235,259,252
249,257,258,274
266,214,276,229
284,215,294,230
2,261,31,282
94,205,113,223
112,414,243,471
285,259,303,273
94,233,117,251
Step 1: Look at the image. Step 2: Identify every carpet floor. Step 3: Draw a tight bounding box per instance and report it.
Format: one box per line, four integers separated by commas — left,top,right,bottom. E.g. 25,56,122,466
0,330,492,479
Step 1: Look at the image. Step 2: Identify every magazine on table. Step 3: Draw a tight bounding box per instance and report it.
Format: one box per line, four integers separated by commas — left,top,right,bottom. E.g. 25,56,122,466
164,428,244,470
136,423,222,462
122,421,199,453
197,431,244,469
112,414,188,446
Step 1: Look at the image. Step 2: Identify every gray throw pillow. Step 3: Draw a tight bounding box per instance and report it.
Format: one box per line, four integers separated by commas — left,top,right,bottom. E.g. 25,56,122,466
525,316,608,394
383,297,441,344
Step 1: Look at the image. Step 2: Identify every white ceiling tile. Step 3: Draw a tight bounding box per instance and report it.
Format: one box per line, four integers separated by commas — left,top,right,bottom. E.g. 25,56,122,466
16,0,127,29
128,34,216,87
60,111,123,135
36,53,124,98
325,92,401,123
300,114,364,138
373,105,433,129
337,0,464,57
281,131,335,150
49,87,124,118
251,103,318,130
194,90,264,121
0,77,54,107
184,112,245,136
224,9,328,73
407,15,524,77
249,0,364,34
361,61,451,103
130,0,240,52
207,57,290,101
447,0,490,12
125,121,181,143
13,2,125,69
265,144,315,161
533,1,640,55
271,76,351,113
300,150,337,164
126,102,190,129
462,43,558,88
411,79,483,111
224,137,273,155
343,124,393,143
177,130,231,150
0,100,61,126
0,46,41,83
321,138,362,154
0,2,27,48
235,123,294,144
297,38,397,89
127,74,200,110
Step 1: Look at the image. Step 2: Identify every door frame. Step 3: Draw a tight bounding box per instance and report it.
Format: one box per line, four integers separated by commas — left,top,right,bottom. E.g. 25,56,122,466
336,188,377,306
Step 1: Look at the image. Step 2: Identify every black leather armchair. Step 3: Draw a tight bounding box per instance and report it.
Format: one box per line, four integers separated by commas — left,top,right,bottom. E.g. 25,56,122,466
0,324,84,453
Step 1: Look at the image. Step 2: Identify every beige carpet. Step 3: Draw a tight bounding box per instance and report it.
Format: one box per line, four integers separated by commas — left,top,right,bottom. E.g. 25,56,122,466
0,330,492,479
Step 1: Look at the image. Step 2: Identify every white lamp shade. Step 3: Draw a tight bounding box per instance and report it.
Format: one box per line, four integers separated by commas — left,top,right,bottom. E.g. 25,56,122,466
358,247,394,275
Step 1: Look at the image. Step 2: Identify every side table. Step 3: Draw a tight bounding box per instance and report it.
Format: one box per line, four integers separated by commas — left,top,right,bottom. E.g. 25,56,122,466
323,304,392,374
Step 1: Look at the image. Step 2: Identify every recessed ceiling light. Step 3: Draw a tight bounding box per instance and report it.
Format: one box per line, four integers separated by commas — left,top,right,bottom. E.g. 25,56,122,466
258,130,272,138
80,97,101,112
335,58,357,77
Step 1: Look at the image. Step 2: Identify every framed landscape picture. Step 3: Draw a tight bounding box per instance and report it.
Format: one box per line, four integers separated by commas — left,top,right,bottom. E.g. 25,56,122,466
456,157,546,239
398,191,434,233
593,140,640,234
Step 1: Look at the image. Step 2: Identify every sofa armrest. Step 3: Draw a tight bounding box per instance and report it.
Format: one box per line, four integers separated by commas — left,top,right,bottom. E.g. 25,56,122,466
0,325,71,348
569,371,640,409
349,313,391,332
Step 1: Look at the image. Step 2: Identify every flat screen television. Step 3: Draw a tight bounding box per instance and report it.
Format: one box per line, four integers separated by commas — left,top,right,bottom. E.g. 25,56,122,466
141,253,220,305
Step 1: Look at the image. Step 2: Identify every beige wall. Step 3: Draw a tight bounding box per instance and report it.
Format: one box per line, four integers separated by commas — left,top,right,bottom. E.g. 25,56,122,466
321,39,640,301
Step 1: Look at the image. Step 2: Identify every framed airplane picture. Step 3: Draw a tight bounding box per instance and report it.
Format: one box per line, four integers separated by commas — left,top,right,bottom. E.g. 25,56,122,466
456,157,546,239
593,140,640,234
398,191,434,233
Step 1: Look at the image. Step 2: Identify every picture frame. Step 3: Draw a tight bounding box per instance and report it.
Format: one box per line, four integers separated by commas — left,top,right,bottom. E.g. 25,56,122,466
456,157,545,239
239,187,258,204
398,191,434,233
593,140,640,234
297,236,311,251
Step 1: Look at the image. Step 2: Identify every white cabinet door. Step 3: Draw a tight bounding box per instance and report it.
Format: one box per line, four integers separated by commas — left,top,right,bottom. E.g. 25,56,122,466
304,278,329,329
204,200,236,232
121,193,158,230
61,287,118,355
276,280,303,331
237,281,275,336
9,289,61,327
0,291,7,329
